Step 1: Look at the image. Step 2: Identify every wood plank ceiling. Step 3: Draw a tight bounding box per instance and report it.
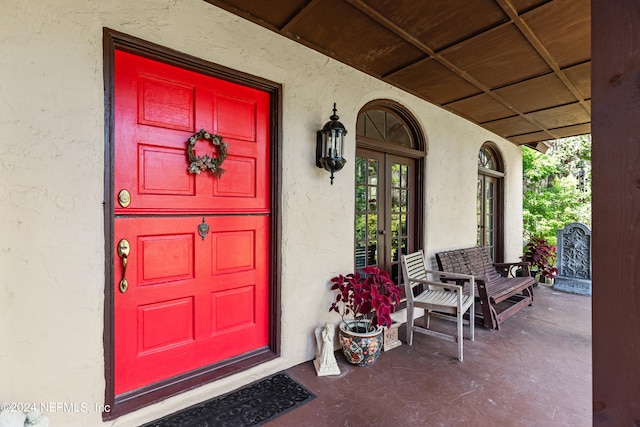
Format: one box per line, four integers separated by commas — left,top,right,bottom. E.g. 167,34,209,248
205,0,590,149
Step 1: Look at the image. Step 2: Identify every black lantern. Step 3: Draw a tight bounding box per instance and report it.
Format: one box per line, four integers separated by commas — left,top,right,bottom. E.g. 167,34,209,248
316,103,347,185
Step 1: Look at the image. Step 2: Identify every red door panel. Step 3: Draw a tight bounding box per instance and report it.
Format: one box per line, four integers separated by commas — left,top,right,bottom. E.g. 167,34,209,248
137,75,195,131
114,50,270,214
113,50,271,395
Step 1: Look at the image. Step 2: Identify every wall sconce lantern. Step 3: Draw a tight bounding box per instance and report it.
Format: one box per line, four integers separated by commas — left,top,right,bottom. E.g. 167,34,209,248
316,103,347,185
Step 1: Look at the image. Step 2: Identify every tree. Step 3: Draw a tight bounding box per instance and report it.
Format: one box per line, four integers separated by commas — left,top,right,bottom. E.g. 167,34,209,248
523,135,591,245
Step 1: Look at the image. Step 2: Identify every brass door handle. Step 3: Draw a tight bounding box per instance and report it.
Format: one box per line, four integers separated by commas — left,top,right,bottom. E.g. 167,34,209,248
117,239,130,293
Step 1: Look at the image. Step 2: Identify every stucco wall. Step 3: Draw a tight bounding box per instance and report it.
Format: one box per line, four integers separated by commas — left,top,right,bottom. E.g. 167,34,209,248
0,0,523,425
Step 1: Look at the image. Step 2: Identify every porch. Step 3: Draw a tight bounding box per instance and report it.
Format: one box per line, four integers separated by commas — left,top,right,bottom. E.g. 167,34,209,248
271,284,591,426
7,1,640,425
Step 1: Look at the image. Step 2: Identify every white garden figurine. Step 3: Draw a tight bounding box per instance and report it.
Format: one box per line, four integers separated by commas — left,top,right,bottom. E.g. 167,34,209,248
313,323,340,376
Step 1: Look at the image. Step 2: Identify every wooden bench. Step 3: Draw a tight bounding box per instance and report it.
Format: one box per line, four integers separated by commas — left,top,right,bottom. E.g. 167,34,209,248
435,246,535,330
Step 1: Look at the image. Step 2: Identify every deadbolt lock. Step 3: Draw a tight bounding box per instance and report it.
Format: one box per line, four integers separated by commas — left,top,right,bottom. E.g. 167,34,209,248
118,189,131,208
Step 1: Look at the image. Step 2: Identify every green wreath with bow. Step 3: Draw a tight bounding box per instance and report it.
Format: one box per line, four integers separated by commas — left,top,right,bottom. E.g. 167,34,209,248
187,129,228,177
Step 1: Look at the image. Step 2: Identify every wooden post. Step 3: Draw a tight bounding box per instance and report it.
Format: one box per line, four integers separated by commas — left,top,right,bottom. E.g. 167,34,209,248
592,0,640,424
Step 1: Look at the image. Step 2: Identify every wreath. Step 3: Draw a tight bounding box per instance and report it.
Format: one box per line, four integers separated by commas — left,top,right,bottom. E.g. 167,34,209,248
187,129,228,177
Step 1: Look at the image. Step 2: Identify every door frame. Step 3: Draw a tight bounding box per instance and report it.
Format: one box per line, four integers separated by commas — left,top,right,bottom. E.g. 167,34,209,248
102,28,282,419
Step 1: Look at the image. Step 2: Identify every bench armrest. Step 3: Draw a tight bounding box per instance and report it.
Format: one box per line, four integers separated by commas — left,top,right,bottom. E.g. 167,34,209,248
428,269,475,299
493,261,530,267
493,262,531,277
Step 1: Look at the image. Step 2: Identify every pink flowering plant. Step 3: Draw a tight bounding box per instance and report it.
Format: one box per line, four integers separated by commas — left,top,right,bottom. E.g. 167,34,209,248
329,266,402,333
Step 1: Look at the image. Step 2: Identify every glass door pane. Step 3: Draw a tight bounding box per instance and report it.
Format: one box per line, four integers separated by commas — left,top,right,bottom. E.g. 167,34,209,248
355,150,384,274
477,177,483,246
388,156,413,286
355,150,414,286
477,174,497,260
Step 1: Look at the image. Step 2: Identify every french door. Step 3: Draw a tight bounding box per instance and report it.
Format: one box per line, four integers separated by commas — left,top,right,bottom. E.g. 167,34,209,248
477,143,504,262
477,173,498,258
355,148,415,284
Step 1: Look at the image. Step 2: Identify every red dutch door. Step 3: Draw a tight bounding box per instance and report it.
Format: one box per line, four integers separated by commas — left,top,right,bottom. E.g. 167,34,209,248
113,50,271,394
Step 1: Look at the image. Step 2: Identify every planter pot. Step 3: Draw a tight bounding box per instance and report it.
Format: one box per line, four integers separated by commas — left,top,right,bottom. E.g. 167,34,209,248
338,320,384,367
540,276,554,285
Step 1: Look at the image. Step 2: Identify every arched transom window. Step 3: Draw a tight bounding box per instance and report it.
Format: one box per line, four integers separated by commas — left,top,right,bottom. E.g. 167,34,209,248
357,109,414,148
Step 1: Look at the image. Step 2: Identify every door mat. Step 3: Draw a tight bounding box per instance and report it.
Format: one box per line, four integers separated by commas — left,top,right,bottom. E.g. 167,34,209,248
142,372,316,427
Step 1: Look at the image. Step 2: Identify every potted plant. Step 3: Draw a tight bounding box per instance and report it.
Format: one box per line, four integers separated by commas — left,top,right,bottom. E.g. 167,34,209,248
521,237,559,284
329,265,402,366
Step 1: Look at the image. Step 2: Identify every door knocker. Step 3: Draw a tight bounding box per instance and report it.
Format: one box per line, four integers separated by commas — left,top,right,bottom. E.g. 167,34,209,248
198,217,210,241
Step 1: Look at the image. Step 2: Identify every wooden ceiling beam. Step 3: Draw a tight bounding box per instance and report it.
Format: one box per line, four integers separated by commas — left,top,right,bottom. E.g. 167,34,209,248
280,0,321,34
205,0,280,33
495,0,591,115
347,0,558,141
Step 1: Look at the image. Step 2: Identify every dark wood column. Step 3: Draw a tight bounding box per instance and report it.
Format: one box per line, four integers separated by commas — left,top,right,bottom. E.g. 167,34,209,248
592,0,640,424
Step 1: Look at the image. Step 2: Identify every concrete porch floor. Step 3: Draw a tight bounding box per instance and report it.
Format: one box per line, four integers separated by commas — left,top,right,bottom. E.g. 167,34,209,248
271,284,592,426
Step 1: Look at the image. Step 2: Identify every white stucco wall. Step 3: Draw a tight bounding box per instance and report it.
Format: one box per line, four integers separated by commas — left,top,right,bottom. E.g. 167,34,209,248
0,0,523,425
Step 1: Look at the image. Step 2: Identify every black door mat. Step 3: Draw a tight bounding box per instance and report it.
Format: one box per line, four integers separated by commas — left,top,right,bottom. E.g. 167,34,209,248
141,372,316,427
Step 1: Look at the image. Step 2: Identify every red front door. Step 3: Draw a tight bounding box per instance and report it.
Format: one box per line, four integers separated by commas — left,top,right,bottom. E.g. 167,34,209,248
113,50,271,394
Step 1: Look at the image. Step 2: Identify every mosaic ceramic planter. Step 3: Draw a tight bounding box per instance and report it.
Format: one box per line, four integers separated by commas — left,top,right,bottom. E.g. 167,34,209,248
338,320,383,367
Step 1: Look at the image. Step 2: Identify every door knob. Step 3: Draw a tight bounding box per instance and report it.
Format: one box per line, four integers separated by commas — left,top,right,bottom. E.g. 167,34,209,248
117,239,130,293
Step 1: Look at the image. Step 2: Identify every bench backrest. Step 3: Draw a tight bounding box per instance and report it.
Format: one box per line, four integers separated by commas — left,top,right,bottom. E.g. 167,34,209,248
436,246,501,281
